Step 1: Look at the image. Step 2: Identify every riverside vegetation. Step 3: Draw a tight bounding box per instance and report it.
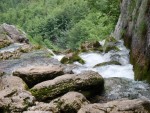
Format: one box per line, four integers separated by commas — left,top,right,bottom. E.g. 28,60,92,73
0,0,120,50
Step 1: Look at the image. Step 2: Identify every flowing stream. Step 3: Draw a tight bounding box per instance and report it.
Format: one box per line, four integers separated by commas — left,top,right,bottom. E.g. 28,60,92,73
54,40,150,100
55,40,134,79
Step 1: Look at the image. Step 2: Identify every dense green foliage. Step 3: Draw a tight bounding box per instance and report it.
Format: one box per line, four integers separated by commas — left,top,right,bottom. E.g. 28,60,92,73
0,0,120,50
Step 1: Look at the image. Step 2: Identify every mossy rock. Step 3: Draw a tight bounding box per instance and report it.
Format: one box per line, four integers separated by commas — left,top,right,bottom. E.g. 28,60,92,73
0,50,21,61
133,61,150,83
94,61,121,68
105,46,120,53
80,41,102,52
30,71,104,101
0,34,11,49
105,36,118,43
61,52,85,64
103,36,120,53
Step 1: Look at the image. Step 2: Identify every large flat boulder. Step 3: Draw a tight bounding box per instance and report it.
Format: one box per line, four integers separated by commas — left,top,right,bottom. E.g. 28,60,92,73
13,65,64,87
30,71,104,101
0,76,35,112
78,99,150,113
28,92,89,113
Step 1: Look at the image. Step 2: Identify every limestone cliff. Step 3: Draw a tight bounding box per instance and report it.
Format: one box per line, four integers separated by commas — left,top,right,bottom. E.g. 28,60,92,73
114,0,150,82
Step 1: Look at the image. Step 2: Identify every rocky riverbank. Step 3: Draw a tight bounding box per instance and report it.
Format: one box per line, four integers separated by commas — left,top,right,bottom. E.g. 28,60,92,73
0,23,150,113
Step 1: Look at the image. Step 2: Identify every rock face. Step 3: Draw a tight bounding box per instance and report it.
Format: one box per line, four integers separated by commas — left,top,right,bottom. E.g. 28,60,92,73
0,76,35,112
28,92,89,113
78,99,150,113
0,23,29,44
114,0,150,82
13,65,64,87
30,71,104,101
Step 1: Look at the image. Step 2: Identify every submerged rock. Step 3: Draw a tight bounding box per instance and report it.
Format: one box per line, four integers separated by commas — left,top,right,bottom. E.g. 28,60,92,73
30,71,104,101
78,98,150,113
13,65,64,87
0,76,35,112
94,61,121,68
28,92,89,113
61,52,85,64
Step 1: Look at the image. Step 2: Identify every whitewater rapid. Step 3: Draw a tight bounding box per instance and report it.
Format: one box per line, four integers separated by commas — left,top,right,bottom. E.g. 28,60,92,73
54,40,134,79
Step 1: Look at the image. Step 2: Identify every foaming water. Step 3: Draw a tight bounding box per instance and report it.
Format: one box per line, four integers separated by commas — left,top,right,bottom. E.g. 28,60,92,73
53,55,65,61
53,40,134,79
72,40,134,79
79,52,111,67
95,64,134,79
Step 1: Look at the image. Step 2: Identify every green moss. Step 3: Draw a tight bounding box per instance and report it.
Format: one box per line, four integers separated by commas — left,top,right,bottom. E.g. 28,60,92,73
105,36,118,43
61,53,85,64
120,29,126,38
30,76,104,100
134,60,150,83
30,81,75,100
105,46,120,53
0,42,10,48
138,20,148,38
128,0,136,17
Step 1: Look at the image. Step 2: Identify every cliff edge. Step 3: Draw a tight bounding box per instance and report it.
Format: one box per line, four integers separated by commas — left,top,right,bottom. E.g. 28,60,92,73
114,0,150,82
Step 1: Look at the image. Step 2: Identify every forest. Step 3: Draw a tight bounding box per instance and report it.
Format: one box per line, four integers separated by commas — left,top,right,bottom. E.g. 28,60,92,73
0,0,120,50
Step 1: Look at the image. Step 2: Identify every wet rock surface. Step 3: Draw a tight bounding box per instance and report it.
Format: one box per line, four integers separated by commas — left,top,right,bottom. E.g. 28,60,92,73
104,77,150,101
93,61,121,68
